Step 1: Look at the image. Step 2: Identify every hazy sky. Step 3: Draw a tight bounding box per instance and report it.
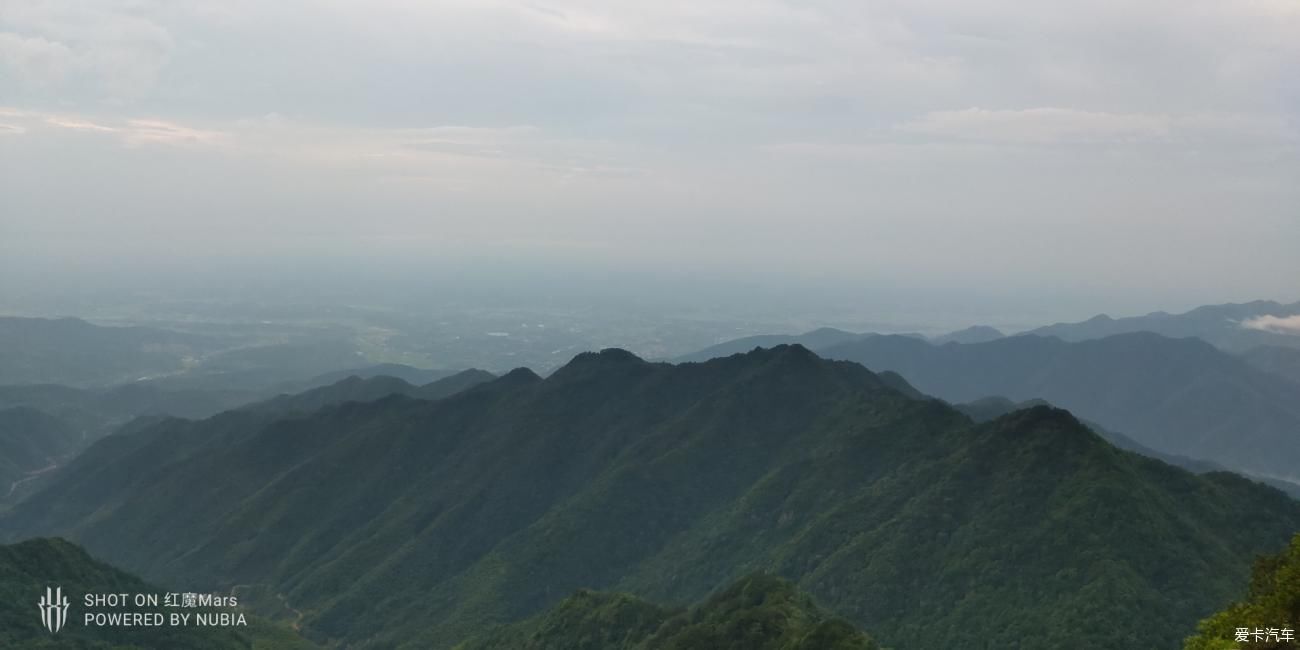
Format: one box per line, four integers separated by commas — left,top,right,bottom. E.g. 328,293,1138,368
2,0,1298,323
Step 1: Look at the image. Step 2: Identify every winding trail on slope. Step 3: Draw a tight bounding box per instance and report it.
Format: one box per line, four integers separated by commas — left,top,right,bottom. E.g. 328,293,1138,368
230,584,305,631
6,462,59,498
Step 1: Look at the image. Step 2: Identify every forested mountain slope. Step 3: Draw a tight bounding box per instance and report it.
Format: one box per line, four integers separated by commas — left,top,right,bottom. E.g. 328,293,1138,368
4,347,1298,649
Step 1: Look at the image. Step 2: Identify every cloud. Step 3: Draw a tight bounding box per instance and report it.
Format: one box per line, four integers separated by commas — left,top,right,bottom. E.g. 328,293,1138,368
892,107,1300,147
121,119,224,147
1,1,173,100
0,32,75,84
1241,315,1300,335
1,108,225,148
44,116,117,132
898,108,1171,144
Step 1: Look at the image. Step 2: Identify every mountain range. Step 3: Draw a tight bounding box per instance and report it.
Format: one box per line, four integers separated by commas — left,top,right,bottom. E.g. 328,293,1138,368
673,327,869,363
1026,300,1300,352
816,332,1300,483
4,346,1298,649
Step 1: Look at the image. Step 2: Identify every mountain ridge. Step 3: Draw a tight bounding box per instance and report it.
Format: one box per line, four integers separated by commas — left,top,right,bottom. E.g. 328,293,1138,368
818,331,1300,481
4,346,1298,649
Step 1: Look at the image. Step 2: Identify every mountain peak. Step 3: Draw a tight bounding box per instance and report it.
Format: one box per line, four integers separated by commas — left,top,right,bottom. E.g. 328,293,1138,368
993,403,1083,428
982,404,1099,450
550,348,651,381
728,343,826,370
500,367,543,384
934,325,1005,345
767,342,818,358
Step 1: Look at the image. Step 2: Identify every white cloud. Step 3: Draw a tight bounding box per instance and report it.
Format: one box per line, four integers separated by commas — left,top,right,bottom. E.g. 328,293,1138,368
898,108,1170,144
44,116,117,132
121,119,223,147
3,109,225,148
1242,315,1300,335
1,1,173,100
0,32,75,84
893,107,1300,146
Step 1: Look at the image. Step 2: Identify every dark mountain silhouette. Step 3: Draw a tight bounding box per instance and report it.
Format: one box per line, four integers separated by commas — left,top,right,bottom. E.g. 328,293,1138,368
932,325,1004,344
284,363,463,392
4,347,1298,649
1025,300,1300,352
0,407,79,494
672,327,864,363
245,369,495,415
820,332,1300,483
0,382,261,441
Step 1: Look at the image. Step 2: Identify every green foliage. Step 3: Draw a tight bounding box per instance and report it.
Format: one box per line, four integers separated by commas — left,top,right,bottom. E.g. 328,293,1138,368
456,573,881,650
0,537,312,649
1186,534,1300,650
5,346,1299,649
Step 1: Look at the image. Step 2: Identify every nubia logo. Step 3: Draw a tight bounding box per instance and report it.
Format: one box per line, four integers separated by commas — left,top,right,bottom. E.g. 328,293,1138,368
38,586,70,634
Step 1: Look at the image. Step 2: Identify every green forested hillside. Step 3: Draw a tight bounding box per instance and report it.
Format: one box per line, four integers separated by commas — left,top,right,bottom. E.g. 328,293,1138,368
4,346,1298,649
456,573,881,650
1185,534,1300,650
0,537,310,649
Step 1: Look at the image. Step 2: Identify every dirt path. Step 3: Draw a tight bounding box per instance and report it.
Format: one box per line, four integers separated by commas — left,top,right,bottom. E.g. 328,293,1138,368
6,462,60,498
277,592,305,631
229,584,305,631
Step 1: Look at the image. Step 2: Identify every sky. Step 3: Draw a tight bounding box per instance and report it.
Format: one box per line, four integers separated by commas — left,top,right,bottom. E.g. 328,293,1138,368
1,0,1298,325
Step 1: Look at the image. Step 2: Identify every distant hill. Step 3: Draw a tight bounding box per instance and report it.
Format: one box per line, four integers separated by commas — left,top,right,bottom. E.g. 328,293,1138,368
6,346,1299,649
931,325,1004,345
141,339,369,391
246,369,495,415
0,317,217,387
947,396,1300,498
0,407,79,496
0,537,310,648
456,573,882,650
821,332,1300,483
0,382,262,441
1239,344,1300,386
285,363,463,392
0,315,417,395
1026,300,1300,352
672,327,864,363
